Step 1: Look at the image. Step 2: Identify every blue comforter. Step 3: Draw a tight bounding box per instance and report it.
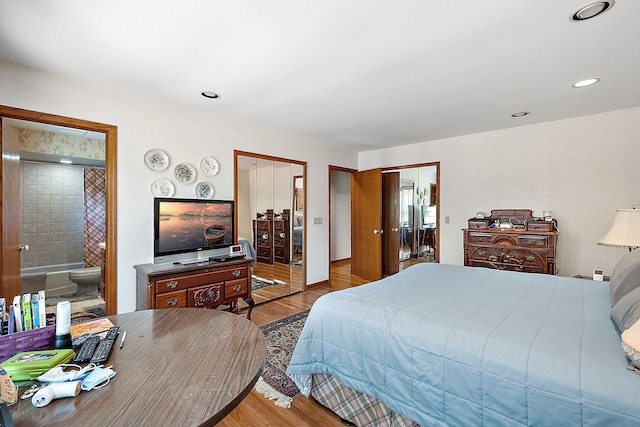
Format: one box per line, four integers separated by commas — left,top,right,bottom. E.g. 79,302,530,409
287,263,640,426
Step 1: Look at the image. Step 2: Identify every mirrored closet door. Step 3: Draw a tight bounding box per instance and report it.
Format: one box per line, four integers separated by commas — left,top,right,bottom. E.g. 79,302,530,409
235,151,306,304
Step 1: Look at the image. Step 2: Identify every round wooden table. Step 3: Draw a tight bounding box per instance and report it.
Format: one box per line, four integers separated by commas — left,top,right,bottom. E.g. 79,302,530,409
9,308,266,426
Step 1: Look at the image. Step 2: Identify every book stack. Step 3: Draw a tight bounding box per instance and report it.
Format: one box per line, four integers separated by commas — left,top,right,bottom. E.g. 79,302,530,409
0,291,47,335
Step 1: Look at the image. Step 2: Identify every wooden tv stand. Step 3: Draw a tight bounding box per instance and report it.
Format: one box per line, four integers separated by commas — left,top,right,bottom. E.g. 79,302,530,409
134,258,255,320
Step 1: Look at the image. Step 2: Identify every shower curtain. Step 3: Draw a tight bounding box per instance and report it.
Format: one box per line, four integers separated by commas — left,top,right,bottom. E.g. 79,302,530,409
84,168,106,268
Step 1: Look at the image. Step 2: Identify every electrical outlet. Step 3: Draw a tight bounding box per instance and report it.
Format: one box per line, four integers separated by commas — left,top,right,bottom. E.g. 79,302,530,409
445,216,450,224
313,217,322,224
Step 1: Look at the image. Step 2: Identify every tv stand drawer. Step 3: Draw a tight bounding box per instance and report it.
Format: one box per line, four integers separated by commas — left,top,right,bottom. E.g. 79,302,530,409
156,290,187,308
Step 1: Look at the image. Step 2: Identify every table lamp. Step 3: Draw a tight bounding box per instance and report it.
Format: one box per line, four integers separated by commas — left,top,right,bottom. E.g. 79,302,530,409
598,207,640,251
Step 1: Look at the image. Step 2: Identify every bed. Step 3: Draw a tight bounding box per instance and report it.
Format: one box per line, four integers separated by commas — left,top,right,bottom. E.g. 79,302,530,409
287,253,640,426
238,237,256,266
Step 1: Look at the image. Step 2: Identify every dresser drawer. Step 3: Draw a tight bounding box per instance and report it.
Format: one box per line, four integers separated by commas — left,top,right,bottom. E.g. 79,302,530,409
256,233,272,245
156,290,187,308
256,221,271,231
467,232,493,243
155,271,216,293
518,235,548,247
189,283,224,307
256,246,272,258
468,260,545,274
210,266,248,281
225,278,248,299
156,267,248,294
469,246,547,265
468,220,491,229
527,221,553,231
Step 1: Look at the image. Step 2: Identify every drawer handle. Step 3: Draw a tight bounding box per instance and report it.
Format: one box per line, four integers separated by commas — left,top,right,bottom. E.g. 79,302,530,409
279,232,286,238
232,269,241,277
523,239,537,245
262,234,269,240
233,284,242,292
525,255,536,262
167,297,178,306
477,250,487,257
167,280,178,289
475,237,486,242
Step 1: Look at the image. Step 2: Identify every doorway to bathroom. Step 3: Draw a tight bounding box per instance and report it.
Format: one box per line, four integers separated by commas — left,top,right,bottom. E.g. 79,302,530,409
20,160,106,315
0,106,117,316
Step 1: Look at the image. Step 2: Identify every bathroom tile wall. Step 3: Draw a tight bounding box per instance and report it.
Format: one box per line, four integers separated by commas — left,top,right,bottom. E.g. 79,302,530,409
20,161,85,268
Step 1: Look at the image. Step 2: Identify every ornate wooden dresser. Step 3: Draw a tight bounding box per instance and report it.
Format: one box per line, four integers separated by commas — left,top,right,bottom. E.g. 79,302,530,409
463,209,558,275
253,208,290,264
134,258,254,319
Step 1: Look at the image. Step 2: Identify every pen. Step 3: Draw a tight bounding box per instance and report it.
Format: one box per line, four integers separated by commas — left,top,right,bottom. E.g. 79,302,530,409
119,330,127,349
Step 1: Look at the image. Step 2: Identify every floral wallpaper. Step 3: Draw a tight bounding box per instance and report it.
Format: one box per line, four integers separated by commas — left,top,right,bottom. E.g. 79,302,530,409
17,128,105,160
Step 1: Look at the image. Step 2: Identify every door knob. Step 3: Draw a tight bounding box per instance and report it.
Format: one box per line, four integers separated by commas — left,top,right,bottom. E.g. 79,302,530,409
18,244,29,252
373,229,384,234
391,227,399,232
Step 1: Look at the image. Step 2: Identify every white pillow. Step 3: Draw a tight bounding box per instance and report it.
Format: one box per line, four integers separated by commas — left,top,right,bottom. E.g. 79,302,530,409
621,318,640,369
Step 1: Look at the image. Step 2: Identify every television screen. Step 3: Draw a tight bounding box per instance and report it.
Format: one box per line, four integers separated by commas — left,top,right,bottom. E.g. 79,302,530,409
422,204,436,228
154,198,235,258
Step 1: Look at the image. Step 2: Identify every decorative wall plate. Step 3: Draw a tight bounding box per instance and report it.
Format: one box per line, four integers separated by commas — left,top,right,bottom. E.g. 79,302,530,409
200,156,219,176
195,182,214,199
144,149,170,171
151,178,175,198
174,163,196,184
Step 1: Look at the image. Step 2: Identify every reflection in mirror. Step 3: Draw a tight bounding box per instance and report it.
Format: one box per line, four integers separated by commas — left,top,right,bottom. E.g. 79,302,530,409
235,152,306,304
399,166,438,263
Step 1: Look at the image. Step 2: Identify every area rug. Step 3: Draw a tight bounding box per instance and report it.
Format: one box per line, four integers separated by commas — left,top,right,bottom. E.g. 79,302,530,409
252,276,285,291
254,309,309,408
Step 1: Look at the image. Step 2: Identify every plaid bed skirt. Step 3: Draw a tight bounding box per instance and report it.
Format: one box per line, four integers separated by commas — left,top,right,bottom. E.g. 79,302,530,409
310,373,420,427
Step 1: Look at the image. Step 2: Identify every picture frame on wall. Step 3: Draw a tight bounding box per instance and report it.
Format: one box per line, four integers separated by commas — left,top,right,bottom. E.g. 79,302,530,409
295,189,304,211
430,183,437,205
294,175,304,211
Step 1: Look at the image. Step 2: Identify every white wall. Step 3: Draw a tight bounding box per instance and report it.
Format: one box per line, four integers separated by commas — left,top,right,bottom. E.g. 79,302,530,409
330,170,351,261
0,60,358,312
360,107,640,278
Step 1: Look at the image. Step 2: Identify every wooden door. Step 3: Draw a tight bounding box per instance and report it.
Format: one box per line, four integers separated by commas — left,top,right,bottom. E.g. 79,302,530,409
382,172,400,276
351,169,382,281
0,119,22,299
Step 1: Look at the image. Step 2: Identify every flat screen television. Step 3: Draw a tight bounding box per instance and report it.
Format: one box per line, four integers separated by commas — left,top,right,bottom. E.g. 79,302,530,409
154,198,235,260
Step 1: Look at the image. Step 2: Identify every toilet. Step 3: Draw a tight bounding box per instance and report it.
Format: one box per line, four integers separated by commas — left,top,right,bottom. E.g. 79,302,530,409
68,266,102,296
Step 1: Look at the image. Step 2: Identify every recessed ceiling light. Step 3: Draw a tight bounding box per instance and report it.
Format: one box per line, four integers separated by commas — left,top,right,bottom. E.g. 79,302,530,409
570,1,614,21
573,78,600,88
511,111,530,118
201,91,220,99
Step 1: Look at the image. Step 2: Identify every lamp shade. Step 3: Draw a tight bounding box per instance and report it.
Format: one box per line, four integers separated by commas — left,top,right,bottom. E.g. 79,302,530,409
598,209,640,248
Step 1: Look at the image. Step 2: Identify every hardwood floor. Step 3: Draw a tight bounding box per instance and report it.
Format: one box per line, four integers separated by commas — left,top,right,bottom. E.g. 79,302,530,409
224,257,430,426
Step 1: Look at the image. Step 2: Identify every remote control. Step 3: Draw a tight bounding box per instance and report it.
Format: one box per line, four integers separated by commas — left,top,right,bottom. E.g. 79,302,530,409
90,338,115,364
104,326,119,340
74,336,101,363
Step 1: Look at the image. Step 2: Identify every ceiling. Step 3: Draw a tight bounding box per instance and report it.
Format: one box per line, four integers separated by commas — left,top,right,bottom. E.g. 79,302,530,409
0,1,638,152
